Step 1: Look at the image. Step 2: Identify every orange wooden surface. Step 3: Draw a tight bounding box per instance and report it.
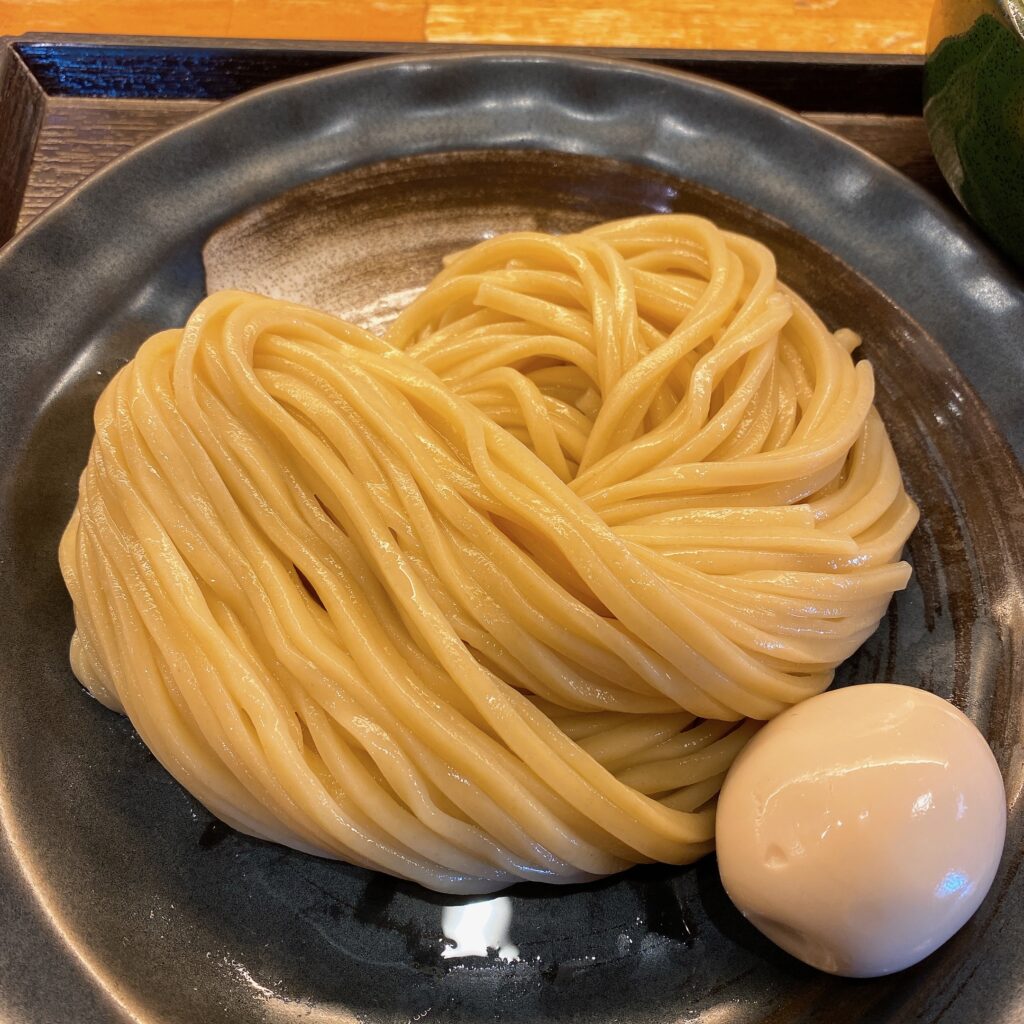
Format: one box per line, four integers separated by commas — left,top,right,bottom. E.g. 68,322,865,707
1,0,933,53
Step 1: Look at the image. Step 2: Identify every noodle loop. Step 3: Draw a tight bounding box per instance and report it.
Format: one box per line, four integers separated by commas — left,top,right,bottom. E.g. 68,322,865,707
60,215,917,892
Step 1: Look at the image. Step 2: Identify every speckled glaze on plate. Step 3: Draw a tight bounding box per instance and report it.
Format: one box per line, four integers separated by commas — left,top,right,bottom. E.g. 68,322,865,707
1,53,1023,1024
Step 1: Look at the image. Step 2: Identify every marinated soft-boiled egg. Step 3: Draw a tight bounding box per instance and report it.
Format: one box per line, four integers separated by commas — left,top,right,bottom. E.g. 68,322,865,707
716,683,1006,978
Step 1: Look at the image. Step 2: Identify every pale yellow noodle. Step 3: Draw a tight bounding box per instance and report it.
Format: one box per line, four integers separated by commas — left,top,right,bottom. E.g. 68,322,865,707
60,214,918,893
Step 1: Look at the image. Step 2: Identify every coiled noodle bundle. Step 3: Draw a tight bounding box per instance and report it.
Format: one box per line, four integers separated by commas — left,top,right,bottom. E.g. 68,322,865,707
60,215,918,893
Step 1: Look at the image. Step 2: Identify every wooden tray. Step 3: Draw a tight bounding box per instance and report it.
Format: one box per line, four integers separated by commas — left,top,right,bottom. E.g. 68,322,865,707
0,34,954,248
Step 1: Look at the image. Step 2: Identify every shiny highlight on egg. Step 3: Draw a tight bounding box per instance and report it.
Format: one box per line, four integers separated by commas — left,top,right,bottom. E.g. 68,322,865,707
715,684,1006,977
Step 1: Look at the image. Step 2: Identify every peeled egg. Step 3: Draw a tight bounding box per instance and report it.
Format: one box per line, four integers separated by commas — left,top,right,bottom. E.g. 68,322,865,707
715,683,1006,978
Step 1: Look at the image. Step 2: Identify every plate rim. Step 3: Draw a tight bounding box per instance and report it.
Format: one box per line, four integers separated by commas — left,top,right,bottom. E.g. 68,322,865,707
0,47,991,267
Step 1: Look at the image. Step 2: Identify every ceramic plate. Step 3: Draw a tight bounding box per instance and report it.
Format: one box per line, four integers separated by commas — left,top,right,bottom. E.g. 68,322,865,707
1,53,1022,1024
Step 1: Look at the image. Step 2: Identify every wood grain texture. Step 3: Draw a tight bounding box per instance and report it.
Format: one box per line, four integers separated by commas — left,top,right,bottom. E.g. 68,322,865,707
0,47,45,241
1,0,932,53
426,0,930,52
0,1,425,42
16,97,213,233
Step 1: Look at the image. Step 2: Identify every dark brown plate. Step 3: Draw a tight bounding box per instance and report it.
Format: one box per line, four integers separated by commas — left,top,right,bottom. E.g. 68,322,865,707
1,53,1023,1024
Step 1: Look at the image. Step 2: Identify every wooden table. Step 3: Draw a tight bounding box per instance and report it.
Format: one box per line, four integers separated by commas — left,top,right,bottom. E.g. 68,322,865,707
1,1,935,55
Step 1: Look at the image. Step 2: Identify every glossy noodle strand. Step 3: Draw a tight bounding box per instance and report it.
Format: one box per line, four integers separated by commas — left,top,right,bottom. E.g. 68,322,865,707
60,215,918,893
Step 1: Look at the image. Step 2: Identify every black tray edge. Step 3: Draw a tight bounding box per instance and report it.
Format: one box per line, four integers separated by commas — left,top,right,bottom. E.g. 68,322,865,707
2,33,924,112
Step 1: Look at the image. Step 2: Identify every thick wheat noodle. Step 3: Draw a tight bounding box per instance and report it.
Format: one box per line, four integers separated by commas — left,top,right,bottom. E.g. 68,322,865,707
59,214,918,893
